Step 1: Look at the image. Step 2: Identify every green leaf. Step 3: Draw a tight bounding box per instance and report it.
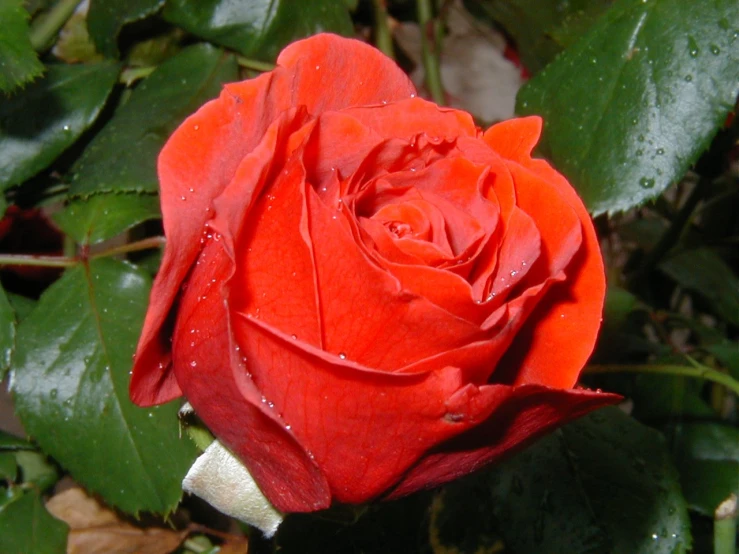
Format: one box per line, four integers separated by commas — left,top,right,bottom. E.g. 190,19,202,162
659,247,739,326
0,453,17,482
11,258,197,514
69,44,238,196
517,0,739,215
433,407,692,553
87,0,165,58
0,488,68,554
53,192,160,245
14,450,58,491
706,341,739,380
0,430,32,450
464,0,612,74
671,423,739,516
0,62,120,190
6,293,37,324
0,285,16,380
163,0,354,61
0,0,44,92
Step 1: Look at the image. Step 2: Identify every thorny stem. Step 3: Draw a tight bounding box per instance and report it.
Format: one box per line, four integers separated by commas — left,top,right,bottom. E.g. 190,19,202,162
417,0,445,105
236,56,276,73
0,237,165,268
29,0,82,51
372,0,395,58
585,363,739,397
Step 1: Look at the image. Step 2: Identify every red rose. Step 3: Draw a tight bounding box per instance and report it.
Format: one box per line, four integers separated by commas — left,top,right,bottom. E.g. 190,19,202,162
130,34,619,513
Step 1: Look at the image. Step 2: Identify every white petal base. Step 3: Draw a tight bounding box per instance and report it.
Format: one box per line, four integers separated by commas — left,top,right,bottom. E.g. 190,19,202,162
183,440,284,537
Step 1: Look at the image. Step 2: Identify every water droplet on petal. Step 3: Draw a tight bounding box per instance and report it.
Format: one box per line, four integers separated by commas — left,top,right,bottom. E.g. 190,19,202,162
338,352,347,360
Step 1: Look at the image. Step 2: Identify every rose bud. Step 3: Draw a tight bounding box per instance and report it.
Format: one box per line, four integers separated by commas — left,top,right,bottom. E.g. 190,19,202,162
130,34,620,522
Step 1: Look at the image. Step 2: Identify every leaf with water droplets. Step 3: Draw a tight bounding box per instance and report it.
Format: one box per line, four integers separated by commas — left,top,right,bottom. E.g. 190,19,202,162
53,192,161,245
69,44,238,196
0,62,120,190
431,407,691,553
465,0,613,74
517,0,739,215
10,258,197,514
162,0,353,62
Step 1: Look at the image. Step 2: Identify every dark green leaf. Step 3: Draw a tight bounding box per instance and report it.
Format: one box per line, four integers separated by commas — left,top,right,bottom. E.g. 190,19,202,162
14,450,58,491
0,453,17,482
0,488,68,554
434,407,692,553
631,374,716,421
87,0,165,58
11,258,197,514
706,341,739,380
0,430,31,450
659,247,739,326
0,62,120,190
517,0,739,215
69,44,238,196
6,293,37,324
672,423,739,516
163,0,353,61
0,0,44,92
464,0,613,74
53,192,160,245
0,285,15,380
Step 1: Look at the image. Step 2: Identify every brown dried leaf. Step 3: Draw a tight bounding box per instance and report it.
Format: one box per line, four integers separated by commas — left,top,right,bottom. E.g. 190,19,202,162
46,487,186,554
217,537,249,554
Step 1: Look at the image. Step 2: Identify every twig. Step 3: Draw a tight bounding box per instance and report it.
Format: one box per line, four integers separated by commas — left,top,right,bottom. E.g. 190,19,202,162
416,0,445,105
29,0,83,51
585,363,739,397
372,0,395,58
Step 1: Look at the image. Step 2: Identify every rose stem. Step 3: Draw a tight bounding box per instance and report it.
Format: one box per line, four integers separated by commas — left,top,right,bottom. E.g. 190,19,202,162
236,57,275,73
417,0,445,105
373,0,395,58
714,495,737,554
29,0,83,52
585,363,739,397
0,236,165,268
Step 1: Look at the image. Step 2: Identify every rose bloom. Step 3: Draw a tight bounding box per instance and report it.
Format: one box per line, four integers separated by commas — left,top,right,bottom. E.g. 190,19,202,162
130,34,619,513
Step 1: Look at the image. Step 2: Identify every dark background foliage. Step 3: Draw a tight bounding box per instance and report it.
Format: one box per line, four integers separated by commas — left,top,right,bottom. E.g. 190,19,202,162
0,0,737,552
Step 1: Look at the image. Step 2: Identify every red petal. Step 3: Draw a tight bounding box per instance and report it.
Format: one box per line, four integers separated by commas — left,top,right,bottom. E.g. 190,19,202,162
483,116,542,162
275,34,417,114
229,155,323,349
130,71,285,405
387,385,620,499
234,313,565,504
173,237,331,513
494,159,605,388
341,97,477,141
304,185,485,370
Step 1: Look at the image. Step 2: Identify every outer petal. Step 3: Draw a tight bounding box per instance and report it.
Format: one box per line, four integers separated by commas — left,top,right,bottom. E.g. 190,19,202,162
173,236,331,513
131,71,284,405
131,33,417,405
484,117,606,388
275,34,417,113
386,385,620,499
